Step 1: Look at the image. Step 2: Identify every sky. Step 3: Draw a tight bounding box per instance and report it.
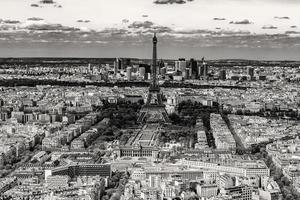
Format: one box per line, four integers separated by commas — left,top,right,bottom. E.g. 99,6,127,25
0,0,299,60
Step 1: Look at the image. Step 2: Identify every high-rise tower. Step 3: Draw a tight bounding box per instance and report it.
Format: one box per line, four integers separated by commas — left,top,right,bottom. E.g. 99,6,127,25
200,57,208,80
137,33,169,124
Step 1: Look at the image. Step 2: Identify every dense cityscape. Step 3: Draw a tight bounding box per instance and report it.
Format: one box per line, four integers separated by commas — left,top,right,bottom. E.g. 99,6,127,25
0,33,299,200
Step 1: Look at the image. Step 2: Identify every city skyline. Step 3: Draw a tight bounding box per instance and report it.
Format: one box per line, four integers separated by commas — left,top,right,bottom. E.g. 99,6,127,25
0,20,299,199
0,0,299,59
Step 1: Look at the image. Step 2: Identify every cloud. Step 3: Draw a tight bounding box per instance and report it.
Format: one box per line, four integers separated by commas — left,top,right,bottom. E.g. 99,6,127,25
26,23,80,31
127,21,173,34
30,4,39,7
128,21,154,29
230,19,252,25
0,16,293,51
27,17,44,21
1,27,299,50
291,26,297,28
40,0,54,4
3,20,21,24
0,12,298,53
54,4,62,8
77,20,90,23
285,31,300,34
154,0,187,5
274,16,290,19
0,24,17,31
213,18,226,21
174,29,213,35
142,15,149,18
99,28,128,36
151,25,173,33
172,29,250,38
262,25,277,29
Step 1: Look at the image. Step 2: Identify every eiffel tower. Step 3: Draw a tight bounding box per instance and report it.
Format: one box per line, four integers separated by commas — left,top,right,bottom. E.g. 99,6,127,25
137,33,169,124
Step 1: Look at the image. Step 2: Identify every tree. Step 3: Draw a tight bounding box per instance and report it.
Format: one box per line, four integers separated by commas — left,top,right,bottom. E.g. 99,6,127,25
281,176,291,186
53,160,60,166
102,195,109,200
99,143,106,150
138,99,144,105
169,113,181,125
5,164,12,170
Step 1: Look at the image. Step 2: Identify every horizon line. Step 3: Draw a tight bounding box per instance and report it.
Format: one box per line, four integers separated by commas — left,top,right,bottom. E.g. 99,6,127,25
0,57,299,62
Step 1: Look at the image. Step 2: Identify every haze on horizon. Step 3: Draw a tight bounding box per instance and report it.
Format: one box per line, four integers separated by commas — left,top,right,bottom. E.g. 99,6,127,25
0,0,299,60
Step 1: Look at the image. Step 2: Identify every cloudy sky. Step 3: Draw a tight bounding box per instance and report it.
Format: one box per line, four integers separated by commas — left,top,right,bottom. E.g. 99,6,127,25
0,0,299,60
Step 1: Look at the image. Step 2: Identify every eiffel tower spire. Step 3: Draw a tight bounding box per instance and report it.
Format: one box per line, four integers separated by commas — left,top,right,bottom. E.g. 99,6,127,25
152,33,158,89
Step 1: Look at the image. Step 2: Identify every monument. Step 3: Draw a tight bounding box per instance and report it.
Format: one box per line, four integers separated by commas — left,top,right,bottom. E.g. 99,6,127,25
137,33,169,124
